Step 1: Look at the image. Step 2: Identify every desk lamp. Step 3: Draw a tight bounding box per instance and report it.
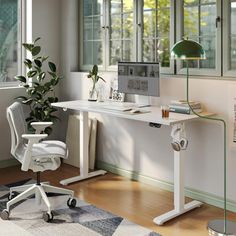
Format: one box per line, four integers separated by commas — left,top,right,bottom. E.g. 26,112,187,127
171,39,236,236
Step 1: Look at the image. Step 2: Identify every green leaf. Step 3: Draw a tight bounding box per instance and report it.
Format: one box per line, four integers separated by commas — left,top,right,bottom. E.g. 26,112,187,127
48,71,56,78
34,59,42,68
98,76,106,83
24,59,32,69
42,56,49,62
15,96,27,101
15,75,26,83
22,98,33,105
32,46,41,56
27,70,37,78
34,37,41,44
48,97,57,103
48,62,56,72
22,43,34,52
92,65,98,75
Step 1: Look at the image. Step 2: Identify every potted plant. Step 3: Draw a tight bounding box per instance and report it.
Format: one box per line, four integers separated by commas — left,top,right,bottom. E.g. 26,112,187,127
15,38,62,135
87,65,105,101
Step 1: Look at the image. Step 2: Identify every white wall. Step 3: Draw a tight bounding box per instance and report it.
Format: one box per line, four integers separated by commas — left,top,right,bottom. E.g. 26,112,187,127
59,0,236,204
0,0,62,161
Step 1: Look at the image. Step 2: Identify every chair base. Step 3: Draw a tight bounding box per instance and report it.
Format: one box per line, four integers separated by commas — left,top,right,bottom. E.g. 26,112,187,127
1,183,75,222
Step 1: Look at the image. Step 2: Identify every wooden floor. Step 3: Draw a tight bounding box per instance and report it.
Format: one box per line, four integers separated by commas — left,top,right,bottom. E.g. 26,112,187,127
0,164,235,236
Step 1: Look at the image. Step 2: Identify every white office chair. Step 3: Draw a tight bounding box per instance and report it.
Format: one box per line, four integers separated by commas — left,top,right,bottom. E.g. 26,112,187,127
1,102,76,222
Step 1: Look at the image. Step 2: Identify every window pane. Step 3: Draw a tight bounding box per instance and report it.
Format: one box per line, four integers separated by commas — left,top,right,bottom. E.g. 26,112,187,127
183,0,216,70
83,41,93,65
111,0,121,14
142,0,171,67
82,0,103,66
93,0,103,15
93,41,103,65
144,0,156,10
93,16,102,40
123,13,133,39
184,6,198,37
110,40,121,65
109,0,134,66
84,0,93,16
0,0,19,82
111,16,121,39
157,8,170,37
143,39,155,62
83,17,93,40
199,37,215,68
123,0,133,13
230,1,236,70
143,10,156,38
200,4,216,36
122,40,132,61
230,37,236,70
159,38,170,67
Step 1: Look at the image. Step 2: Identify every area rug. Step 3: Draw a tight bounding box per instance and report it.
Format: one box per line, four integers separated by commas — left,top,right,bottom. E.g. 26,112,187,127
0,179,161,236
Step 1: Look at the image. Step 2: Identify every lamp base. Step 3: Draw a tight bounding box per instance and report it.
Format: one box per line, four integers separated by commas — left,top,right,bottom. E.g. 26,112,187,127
208,219,236,236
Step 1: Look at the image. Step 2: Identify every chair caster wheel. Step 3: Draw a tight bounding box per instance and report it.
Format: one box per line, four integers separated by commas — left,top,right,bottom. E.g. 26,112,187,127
67,198,76,208
8,192,17,200
43,212,54,222
1,209,9,220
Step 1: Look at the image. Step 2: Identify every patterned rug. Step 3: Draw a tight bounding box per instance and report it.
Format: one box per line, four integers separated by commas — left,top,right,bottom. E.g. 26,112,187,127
0,179,161,236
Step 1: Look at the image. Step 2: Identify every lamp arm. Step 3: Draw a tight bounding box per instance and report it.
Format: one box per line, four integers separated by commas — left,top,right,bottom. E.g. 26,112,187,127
186,61,227,232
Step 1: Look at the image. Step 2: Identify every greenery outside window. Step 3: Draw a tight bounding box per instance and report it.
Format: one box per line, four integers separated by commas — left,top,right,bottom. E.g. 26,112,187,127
140,0,174,74
0,0,22,85
108,0,134,67
176,0,221,76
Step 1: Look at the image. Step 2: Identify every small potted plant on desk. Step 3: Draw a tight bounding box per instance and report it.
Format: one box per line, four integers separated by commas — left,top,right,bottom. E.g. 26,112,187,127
15,38,62,135
87,65,105,101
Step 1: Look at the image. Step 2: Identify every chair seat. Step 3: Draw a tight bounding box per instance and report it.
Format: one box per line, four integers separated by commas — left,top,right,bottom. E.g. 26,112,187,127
32,141,67,159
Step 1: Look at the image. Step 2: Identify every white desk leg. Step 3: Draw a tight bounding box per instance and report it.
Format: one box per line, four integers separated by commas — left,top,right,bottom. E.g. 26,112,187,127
153,123,202,225
60,111,107,185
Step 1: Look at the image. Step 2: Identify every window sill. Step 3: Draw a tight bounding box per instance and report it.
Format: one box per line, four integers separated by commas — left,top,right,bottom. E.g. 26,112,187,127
0,83,22,90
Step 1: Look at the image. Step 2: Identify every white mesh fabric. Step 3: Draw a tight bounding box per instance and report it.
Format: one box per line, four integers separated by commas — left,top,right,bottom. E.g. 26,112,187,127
7,102,27,160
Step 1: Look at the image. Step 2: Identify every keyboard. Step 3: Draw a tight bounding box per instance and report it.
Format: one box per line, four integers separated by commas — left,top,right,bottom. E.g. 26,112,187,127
98,102,148,112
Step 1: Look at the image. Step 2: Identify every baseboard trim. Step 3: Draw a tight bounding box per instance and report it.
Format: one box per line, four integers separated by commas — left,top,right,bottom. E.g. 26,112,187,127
97,160,236,213
0,159,19,168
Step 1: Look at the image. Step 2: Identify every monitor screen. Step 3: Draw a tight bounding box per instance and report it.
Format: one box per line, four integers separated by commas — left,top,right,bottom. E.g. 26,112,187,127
118,62,160,97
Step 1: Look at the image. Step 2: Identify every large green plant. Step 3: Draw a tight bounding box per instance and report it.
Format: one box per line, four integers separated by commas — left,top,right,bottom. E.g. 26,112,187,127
15,38,62,134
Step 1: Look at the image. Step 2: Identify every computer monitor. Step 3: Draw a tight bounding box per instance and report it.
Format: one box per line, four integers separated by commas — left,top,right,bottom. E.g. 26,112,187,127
118,62,160,97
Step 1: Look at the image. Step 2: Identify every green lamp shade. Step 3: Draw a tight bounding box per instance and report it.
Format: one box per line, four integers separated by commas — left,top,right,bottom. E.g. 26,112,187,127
171,39,206,60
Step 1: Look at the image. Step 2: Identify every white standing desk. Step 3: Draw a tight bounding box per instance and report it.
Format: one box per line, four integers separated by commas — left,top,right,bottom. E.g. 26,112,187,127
52,100,211,225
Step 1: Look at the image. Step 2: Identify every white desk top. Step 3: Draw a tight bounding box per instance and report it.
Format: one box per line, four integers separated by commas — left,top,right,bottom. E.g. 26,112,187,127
52,100,212,126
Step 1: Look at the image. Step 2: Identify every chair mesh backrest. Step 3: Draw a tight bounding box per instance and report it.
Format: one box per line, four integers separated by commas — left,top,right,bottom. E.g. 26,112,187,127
7,102,27,158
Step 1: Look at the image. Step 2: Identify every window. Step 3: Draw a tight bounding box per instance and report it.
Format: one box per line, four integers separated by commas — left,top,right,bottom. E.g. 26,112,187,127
140,0,174,73
0,0,21,84
108,0,134,66
80,0,236,78
176,0,221,76
80,0,175,73
81,0,103,67
223,0,236,76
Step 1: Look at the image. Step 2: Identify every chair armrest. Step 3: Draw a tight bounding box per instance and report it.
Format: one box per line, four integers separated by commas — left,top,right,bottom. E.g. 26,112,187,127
31,122,53,134
22,134,48,143
21,134,48,172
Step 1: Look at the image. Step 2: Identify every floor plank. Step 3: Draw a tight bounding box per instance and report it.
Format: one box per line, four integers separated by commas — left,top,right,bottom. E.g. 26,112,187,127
0,163,234,236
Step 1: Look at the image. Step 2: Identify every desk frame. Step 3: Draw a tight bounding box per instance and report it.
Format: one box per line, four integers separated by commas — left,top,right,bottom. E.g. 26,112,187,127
53,101,206,225
60,111,107,186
